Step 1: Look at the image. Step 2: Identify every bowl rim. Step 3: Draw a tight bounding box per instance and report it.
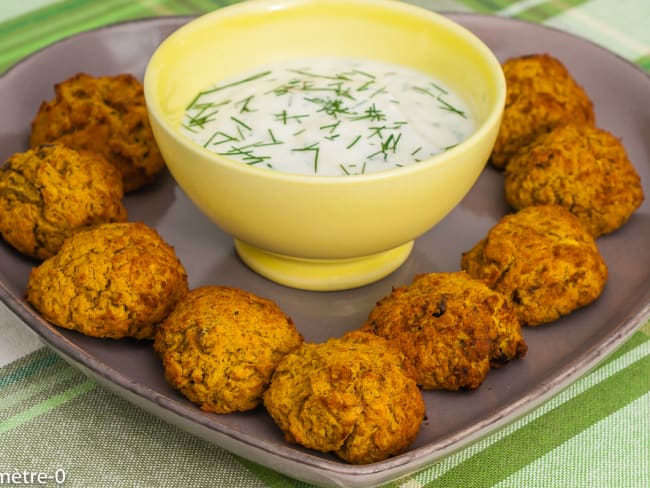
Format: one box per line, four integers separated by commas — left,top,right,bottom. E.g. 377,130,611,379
144,0,506,185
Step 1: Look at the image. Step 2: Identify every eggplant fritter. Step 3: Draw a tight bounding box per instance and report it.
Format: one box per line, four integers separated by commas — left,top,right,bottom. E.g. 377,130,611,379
154,285,304,414
504,124,644,237
263,330,424,464
361,271,527,391
26,222,188,339
461,205,608,326
30,72,164,191
0,144,127,259
491,53,595,170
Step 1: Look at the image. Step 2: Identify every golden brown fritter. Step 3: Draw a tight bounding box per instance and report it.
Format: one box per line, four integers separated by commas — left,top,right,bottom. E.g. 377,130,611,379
504,124,644,237
30,72,164,192
361,271,527,391
491,53,595,170
263,330,424,464
0,144,127,259
26,222,188,339
461,205,608,326
154,285,304,414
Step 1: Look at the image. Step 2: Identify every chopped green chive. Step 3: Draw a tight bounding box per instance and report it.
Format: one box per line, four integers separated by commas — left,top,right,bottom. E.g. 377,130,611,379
183,60,472,175
346,135,362,149
292,142,320,173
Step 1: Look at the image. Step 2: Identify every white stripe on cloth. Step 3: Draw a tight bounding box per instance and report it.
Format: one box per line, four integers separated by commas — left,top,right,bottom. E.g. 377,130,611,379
497,0,547,17
400,339,650,487
545,2,650,59
0,303,43,369
494,392,650,488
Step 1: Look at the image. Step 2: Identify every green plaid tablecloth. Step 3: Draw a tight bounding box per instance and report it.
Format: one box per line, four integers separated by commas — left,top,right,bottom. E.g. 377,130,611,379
1,1,648,486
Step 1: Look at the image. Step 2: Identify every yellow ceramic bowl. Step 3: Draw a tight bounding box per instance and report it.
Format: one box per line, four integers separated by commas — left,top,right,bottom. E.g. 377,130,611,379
144,0,505,291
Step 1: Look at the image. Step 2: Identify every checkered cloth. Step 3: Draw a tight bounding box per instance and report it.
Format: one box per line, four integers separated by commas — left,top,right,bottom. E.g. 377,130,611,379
1,1,648,487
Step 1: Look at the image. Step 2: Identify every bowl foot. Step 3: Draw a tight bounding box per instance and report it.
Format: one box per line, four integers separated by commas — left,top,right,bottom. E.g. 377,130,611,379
234,240,414,291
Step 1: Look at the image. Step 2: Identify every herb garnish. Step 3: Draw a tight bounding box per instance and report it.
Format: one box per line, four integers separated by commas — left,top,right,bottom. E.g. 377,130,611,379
292,143,320,173
182,59,474,176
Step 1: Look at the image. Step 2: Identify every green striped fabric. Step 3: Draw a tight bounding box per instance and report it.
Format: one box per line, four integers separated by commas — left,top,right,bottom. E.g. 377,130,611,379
1,329,648,486
3,0,649,73
1,1,649,487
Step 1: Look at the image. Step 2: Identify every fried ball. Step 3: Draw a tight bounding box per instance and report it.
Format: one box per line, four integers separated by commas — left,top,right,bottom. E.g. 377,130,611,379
461,205,608,326
263,331,424,464
361,271,527,391
26,222,188,339
0,144,127,259
30,72,164,192
491,53,595,169
504,124,644,237
154,285,304,414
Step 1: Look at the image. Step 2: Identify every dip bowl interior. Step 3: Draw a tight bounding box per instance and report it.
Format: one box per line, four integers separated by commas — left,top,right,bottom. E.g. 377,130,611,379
144,0,505,291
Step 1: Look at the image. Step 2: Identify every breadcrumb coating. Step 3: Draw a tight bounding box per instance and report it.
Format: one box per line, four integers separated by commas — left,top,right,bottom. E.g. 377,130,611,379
26,222,188,339
361,271,527,391
504,124,644,237
30,72,164,191
491,53,595,170
0,144,127,259
263,331,424,464
461,205,608,326
154,285,304,414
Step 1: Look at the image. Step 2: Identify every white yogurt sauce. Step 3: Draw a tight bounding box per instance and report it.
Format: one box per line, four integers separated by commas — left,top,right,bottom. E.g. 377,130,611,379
183,58,475,176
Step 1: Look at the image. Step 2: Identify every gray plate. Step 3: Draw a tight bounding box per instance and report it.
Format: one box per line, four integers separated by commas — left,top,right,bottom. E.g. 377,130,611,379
1,13,649,488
